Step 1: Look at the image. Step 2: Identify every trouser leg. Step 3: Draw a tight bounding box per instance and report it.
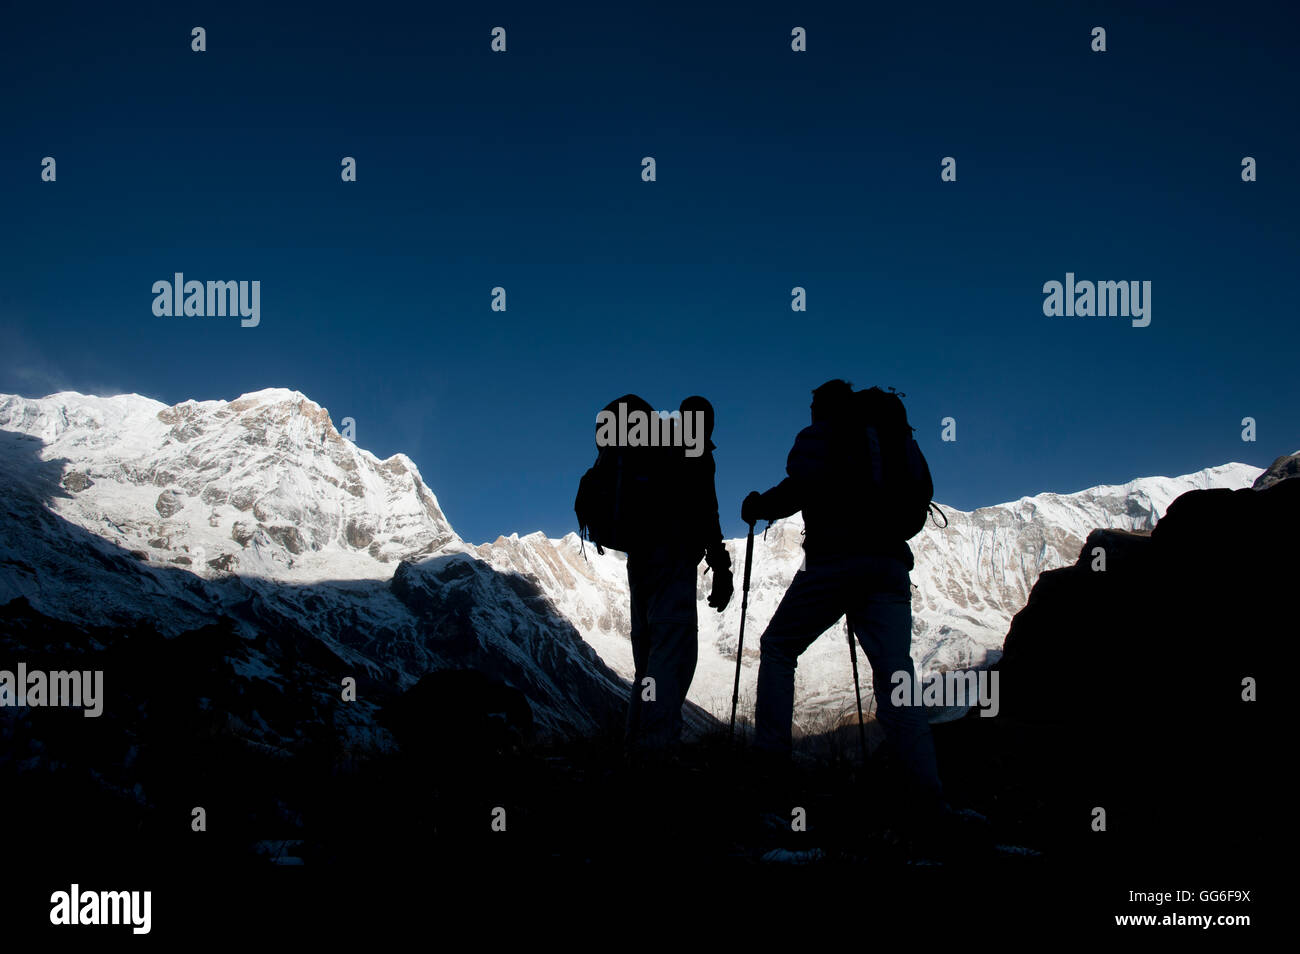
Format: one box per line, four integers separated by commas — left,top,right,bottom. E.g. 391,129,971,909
848,556,943,804
627,549,699,752
624,558,652,748
754,564,848,756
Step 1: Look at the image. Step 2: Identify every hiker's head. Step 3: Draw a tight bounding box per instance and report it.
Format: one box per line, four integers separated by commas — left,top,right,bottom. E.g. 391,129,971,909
810,379,854,424
676,395,714,459
679,395,714,439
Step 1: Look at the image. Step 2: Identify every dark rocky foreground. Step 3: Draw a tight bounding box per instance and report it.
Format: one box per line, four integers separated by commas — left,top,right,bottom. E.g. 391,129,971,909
4,454,1292,937
4,591,1259,885
997,456,1293,847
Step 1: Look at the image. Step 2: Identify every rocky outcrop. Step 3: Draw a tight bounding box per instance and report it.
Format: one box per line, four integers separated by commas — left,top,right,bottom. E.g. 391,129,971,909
389,553,637,736
1001,474,1297,719
995,462,1297,845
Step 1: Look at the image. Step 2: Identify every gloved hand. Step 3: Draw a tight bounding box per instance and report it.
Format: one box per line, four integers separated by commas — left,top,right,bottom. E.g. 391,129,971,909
708,565,734,612
705,542,731,575
741,491,765,526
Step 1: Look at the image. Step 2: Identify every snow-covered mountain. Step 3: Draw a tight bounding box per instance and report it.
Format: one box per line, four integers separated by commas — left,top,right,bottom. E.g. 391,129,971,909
0,389,627,738
0,387,1264,739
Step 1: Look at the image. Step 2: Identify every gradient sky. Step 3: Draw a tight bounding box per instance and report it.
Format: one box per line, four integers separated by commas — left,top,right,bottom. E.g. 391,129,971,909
3,1,1297,543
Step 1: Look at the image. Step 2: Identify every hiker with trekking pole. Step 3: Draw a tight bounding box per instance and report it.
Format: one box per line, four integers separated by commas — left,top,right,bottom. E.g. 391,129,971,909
736,379,947,816
575,394,733,761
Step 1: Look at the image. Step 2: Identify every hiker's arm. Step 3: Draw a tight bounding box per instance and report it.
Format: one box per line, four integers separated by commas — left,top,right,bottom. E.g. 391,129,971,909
751,424,829,521
749,477,801,522
702,474,730,571
743,426,826,524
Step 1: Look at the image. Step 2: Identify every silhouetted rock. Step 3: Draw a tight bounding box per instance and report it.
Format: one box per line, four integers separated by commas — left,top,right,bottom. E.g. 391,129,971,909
996,463,1296,849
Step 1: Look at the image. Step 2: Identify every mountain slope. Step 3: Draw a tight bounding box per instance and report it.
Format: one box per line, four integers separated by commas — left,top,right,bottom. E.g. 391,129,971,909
0,390,628,737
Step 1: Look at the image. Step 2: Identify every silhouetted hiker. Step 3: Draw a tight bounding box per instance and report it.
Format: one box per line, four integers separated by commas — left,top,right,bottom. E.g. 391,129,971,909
576,394,732,758
741,380,944,810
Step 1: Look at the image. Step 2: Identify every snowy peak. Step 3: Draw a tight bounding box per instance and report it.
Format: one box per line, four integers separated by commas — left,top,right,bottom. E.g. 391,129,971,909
0,389,457,583
0,390,166,446
1253,450,1300,490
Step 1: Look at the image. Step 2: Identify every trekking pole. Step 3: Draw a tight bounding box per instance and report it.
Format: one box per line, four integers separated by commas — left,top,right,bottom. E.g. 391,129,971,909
728,522,756,744
847,621,868,765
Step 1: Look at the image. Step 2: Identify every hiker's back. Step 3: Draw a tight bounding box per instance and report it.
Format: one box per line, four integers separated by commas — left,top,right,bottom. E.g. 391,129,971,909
851,386,934,546
785,420,880,556
575,395,669,554
785,388,932,564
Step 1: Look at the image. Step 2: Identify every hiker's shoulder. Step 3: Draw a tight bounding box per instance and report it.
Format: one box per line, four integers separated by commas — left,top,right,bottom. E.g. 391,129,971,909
791,421,836,447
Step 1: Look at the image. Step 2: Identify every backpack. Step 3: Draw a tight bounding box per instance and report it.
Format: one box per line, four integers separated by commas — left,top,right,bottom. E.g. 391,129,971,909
854,387,944,540
574,395,666,554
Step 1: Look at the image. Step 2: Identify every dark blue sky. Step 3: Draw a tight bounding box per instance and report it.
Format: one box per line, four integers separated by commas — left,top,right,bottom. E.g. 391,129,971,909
3,1,1297,543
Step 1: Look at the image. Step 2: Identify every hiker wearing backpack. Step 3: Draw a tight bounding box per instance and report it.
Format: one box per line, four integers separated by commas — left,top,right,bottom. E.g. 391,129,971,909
575,394,733,755
740,380,944,807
